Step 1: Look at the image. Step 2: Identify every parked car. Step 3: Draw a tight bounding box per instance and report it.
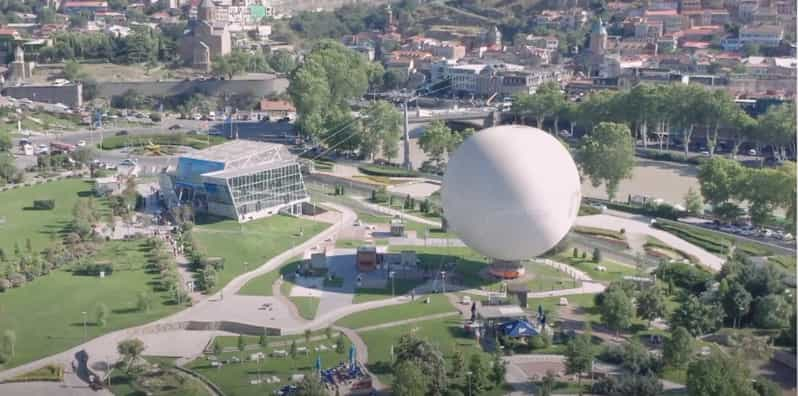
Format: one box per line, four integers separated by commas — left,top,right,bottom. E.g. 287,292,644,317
168,124,181,130
118,158,137,167
115,130,129,136
77,140,86,147
747,149,757,156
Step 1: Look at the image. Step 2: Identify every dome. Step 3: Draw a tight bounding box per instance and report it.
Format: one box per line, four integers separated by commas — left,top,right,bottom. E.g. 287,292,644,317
441,125,581,261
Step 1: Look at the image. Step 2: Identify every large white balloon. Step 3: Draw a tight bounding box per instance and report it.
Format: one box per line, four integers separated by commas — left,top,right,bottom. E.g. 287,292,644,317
441,125,581,261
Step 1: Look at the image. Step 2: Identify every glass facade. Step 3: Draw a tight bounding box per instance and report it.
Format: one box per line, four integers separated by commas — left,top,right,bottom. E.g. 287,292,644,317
227,163,307,216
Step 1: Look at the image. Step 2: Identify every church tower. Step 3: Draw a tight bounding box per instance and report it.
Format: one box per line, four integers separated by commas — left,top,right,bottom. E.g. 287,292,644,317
198,0,216,23
589,17,607,55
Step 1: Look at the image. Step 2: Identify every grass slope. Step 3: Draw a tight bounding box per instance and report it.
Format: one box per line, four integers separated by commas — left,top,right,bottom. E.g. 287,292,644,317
0,240,182,369
335,294,454,329
0,179,100,253
193,216,330,288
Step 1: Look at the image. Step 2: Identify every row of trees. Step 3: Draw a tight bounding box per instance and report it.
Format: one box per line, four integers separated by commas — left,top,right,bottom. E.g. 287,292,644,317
697,157,796,228
512,82,796,159
289,41,404,160
39,27,183,65
210,50,297,80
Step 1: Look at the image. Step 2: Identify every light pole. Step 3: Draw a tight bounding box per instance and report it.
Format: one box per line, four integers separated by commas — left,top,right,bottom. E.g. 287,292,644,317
81,311,88,341
389,271,396,297
244,261,248,273
440,271,447,294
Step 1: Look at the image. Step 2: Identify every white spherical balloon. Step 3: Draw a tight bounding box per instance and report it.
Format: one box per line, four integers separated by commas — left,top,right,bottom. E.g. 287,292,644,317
441,125,581,261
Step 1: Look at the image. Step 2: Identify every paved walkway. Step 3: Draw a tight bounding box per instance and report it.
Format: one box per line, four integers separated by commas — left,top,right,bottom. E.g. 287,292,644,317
575,214,724,272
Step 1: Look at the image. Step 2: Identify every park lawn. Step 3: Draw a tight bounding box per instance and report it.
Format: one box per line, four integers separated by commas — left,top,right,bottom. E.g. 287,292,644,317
353,278,426,303
572,225,627,242
187,338,353,396
768,255,797,271
358,316,511,395
0,179,103,253
109,357,211,396
652,219,775,257
643,236,701,265
335,294,455,329
0,240,181,369
237,258,302,296
276,270,319,320
212,330,335,350
527,293,599,324
192,215,330,289
389,245,499,290
290,296,320,320
525,261,582,292
553,253,638,283
354,208,453,238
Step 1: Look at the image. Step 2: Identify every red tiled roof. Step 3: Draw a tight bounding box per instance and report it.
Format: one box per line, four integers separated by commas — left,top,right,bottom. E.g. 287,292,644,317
259,100,295,112
63,1,108,7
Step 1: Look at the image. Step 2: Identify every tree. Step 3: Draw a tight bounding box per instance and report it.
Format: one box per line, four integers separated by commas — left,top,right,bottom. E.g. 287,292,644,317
212,340,222,356
592,248,602,263
599,287,635,334
451,350,465,378
359,100,402,161
758,103,796,160
296,373,327,396
418,121,456,167
670,295,724,336
490,352,507,386
687,350,757,396
539,370,555,396
751,294,789,329
564,328,594,395
392,334,447,394
2,330,15,357
468,353,490,394
117,338,146,372
95,303,110,327
702,90,739,156
325,327,332,340
666,84,712,157
267,50,297,74
393,361,429,396
636,286,667,327
259,332,269,348
335,333,345,353
753,376,781,396
721,281,752,328
289,40,371,139
136,291,152,312
289,340,298,362
684,188,704,215
697,157,747,206
663,327,693,368
577,122,635,201
237,334,245,353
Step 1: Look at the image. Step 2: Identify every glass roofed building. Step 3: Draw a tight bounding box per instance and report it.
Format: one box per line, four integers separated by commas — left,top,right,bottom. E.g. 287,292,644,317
159,140,308,222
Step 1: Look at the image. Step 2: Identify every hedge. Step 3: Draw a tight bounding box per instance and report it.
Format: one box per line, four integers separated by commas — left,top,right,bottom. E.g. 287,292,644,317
578,204,602,216
572,226,626,242
4,364,64,383
637,149,708,165
358,164,419,178
99,133,227,150
32,199,55,210
643,237,701,264
603,201,683,220
652,219,774,257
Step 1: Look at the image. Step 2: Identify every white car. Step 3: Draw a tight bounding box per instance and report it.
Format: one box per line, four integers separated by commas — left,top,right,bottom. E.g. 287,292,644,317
782,233,794,241
748,149,757,156
35,144,49,154
118,159,138,167
77,140,86,147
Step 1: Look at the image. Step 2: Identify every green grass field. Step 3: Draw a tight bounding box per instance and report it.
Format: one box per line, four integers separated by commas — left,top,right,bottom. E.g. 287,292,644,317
553,252,638,283
353,278,426,303
0,240,182,369
187,338,353,396
335,294,455,329
277,273,319,320
238,258,302,296
193,216,330,289
525,261,582,291
0,179,101,253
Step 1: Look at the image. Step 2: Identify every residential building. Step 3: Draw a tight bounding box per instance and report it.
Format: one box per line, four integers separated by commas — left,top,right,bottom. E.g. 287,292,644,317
739,24,784,46
61,1,108,14
644,9,683,33
259,99,296,119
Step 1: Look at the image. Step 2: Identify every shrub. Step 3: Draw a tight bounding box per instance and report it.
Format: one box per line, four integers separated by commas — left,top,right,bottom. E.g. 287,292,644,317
529,334,551,350
592,248,602,263
358,164,419,178
73,262,114,276
149,112,162,122
8,273,26,287
32,199,55,210
0,278,10,292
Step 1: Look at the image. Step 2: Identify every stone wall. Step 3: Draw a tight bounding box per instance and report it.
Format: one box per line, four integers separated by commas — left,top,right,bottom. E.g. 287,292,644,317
2,83,82,108
96,76,289,99
273,0,391,13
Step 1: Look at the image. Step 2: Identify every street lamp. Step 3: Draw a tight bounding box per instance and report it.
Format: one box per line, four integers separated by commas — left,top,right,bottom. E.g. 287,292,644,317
244,261,248,273
389,271,396,297
440,271,447,294
81,311,88,341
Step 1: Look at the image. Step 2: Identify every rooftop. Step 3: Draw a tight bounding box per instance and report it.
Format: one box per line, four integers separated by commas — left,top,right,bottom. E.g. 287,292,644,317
182,140,293,171
477,305,527,320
